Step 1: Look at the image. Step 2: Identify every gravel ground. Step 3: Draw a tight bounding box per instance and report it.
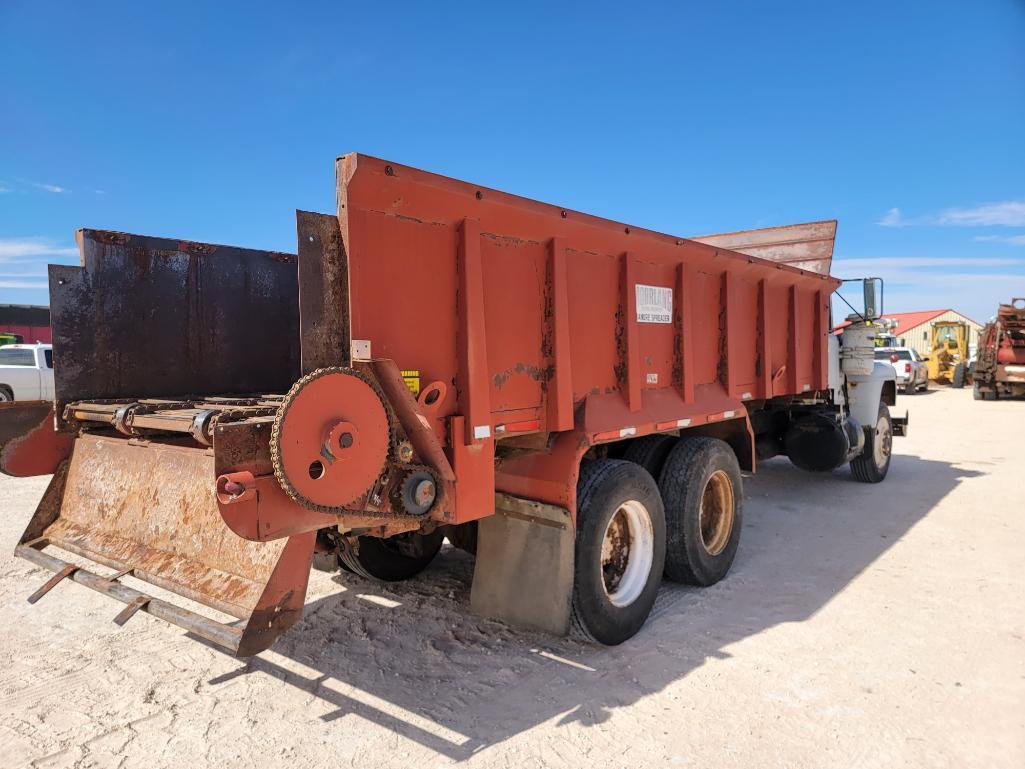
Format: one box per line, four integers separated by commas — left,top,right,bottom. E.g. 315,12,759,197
0,386,1022,769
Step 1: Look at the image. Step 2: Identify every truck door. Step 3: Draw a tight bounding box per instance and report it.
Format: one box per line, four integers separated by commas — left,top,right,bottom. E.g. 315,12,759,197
38,347,54,400
0,347,38,399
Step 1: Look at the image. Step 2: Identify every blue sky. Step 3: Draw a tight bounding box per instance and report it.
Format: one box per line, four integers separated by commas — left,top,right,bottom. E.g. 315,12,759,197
1,1,1023,323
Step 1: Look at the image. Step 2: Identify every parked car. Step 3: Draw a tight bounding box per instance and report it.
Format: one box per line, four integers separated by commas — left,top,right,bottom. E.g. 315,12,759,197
875,347,927,394
0,343,54,401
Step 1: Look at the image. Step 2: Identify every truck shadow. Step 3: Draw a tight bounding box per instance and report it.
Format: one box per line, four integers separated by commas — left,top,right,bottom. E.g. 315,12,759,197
206,454,979,761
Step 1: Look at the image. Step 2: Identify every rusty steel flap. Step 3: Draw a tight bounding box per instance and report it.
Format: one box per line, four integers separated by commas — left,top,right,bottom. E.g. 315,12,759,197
691,220,837,276
296,211,351,374
50,230,301,409
17,433,315,656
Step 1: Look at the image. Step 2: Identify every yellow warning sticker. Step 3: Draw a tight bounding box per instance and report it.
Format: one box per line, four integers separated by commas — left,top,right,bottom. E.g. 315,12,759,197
400,369,421,396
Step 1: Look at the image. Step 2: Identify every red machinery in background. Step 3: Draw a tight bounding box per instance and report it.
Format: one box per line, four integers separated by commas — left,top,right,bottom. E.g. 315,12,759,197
973,297,1025,400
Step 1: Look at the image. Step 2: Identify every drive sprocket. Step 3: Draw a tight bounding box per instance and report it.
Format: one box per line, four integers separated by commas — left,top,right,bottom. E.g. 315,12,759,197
270,367,392,513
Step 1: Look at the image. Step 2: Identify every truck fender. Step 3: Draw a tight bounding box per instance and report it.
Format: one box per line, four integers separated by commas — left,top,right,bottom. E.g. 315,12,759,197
846,362,895,430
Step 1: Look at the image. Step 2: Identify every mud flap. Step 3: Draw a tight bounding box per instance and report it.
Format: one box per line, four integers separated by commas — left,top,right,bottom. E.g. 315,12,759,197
15,433,316,657
893,410,909,437
470,493,574,636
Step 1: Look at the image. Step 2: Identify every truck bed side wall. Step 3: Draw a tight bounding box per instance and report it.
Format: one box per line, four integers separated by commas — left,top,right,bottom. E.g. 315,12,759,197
337,154,838,444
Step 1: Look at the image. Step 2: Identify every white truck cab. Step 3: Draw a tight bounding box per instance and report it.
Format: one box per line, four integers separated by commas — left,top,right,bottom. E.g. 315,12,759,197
0,343,54,401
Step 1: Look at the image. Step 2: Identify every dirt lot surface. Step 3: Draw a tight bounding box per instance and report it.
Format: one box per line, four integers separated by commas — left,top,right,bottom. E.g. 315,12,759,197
1,386,1022,769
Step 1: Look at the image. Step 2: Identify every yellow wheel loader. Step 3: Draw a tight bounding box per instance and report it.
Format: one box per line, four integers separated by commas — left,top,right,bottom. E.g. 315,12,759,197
926,320,969,387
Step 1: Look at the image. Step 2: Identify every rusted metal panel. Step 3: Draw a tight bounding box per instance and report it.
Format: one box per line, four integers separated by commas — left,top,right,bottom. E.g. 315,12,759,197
692,220,837,276
0,402,72,476
16,433,315,656
50,229,300,411
297,210,350,374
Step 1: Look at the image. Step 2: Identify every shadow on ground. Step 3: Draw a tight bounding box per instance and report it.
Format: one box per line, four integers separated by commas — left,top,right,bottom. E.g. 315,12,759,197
205,454,979,760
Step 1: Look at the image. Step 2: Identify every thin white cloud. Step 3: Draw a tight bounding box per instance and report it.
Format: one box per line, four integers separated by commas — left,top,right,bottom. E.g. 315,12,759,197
0,238,78,260
832,257,1024,322
974,234,1025,246
836,256,1024,271
32,182,70,194
0,280,48,289
879,200,1025,228
878,208,907,227
937,201,1025,227
0,184,11,194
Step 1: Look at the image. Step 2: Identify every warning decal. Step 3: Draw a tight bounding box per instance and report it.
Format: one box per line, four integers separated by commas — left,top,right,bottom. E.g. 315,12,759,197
635,284,673,324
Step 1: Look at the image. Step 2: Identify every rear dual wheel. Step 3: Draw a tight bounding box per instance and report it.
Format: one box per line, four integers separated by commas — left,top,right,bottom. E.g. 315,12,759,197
658,438,743,586
571,460,666,645
624,433,743,585
571,438,744,644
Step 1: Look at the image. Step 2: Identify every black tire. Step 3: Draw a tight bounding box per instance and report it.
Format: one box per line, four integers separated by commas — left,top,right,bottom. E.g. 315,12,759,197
338,530,443,581
973,383,997,401
622,434,677,478
921,376,928,392
570,459,666,645
0,386,12,402
658,437,743,586
444,521,478,556
903,380,915,395
850,402,892,483
952,363,966,388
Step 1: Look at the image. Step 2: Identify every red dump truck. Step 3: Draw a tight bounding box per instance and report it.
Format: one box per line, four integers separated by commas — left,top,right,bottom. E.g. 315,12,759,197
973,298,1025,400
0,155,903,655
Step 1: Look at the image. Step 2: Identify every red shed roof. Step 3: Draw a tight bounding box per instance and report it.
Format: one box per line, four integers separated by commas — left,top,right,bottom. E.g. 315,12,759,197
834,309,962,334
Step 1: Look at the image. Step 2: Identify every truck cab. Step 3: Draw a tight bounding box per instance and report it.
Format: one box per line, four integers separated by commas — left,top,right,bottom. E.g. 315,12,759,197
0,343,54,401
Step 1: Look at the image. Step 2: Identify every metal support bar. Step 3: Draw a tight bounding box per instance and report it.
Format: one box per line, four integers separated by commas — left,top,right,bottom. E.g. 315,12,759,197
17,544,243,652
27,564,77,604
113,595,150,626
106,567,133,583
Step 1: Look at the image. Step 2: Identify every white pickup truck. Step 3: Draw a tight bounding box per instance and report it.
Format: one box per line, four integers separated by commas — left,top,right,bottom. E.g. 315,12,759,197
0,344,54,401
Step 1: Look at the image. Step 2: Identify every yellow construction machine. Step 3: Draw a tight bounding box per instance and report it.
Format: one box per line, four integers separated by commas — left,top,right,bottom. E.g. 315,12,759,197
926,320,969,387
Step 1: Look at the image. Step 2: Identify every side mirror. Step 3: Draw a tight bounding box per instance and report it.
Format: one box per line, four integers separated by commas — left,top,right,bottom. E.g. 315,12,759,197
863,277,883,319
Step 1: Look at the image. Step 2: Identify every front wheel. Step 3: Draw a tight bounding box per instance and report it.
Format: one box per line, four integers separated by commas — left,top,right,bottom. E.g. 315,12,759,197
570,459,666,645
850,402,893,483
952,363,967,388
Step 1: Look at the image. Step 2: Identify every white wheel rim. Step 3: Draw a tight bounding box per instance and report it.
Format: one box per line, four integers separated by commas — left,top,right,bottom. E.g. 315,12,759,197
600,499,654,607
873,414,892,466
